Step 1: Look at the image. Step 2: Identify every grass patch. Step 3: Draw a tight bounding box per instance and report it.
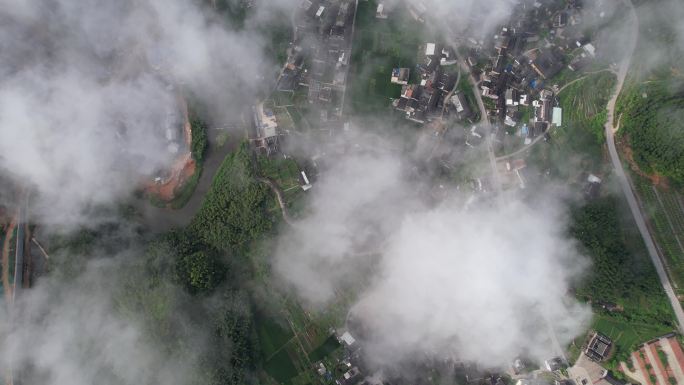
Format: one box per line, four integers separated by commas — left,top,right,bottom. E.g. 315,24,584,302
254,311,300,384
275,107,295,132
456,76,480,122
258,155,301,191
308,335,341,363
256,313,294,360
264,348,299,385
347,0,426,115
558,71,616,144
216,131,230,148
592,316,672,356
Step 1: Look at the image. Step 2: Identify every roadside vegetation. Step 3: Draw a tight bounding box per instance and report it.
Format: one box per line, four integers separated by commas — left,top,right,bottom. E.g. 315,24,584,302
616,82,684,186
523,69,675,369
615,0,684,187
571,196,676,368
257,155,306,215
633,174,684,297
456,76,480,122
558,72,615,144
165,111,209,209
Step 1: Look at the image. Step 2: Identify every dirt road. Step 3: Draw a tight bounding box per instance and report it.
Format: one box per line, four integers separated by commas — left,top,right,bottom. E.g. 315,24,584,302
257,177,294,226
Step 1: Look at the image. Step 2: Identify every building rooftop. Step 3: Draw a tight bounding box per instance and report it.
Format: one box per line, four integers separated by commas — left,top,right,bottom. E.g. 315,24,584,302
254,102,278,139
426,43,436,56
552,107,562,126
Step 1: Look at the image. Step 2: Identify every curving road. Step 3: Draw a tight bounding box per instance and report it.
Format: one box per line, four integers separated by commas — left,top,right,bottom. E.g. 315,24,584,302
257,177,294,226
604,0,684,333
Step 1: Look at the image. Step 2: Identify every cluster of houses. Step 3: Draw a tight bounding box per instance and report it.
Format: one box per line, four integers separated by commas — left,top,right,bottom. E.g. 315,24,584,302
255,0,356,155
391,43,471,124
463,0,599,143
310,330,368,385
295,0,355,116
306,326,620,385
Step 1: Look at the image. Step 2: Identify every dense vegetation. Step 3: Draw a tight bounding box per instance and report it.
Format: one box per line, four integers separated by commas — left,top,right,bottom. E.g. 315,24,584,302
134,143,273,383
633,174,684,296
48,143,275,385
189,143,273,252
572,197,675,364
615,0,684,185
190,111,209,164
616,82,684,185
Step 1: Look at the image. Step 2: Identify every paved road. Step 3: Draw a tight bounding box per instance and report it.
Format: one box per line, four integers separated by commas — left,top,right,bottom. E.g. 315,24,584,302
12,194,27,301
456,58,502,195
338,0,359,117
604,0,684,333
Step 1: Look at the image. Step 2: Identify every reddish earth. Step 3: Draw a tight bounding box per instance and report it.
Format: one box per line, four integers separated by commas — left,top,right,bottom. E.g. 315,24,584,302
616,134,668,187
636,348,655,385
144,94,197,204
650,343,670,381
145,154,196,202
667,337,684,373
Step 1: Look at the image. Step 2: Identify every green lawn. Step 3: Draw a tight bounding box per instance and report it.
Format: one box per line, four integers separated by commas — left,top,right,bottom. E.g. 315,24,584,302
264,348,299,385
593,315,673,357
308,335,341,362
255,313,294,360
255,311,302,384
258,155,301,191
558,71,616,144
456,76,480,122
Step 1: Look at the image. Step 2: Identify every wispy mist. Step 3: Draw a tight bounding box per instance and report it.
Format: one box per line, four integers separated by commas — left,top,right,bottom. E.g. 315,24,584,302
0,0,274,225
0,257,199,385
275,140,591,370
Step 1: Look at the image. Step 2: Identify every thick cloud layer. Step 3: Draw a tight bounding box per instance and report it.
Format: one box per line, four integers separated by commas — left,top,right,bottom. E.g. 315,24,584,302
352,200,590,368
381,0,516,39
0,0,271,224
275,149,591,369
275,150,425,304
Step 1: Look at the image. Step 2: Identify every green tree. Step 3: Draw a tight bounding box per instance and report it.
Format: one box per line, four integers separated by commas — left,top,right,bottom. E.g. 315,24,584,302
175,249,226,294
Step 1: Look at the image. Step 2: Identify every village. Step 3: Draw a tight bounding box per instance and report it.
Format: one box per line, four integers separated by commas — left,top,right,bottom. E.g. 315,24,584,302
227,0,684,384
3,0,684,384
247,0,614,201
